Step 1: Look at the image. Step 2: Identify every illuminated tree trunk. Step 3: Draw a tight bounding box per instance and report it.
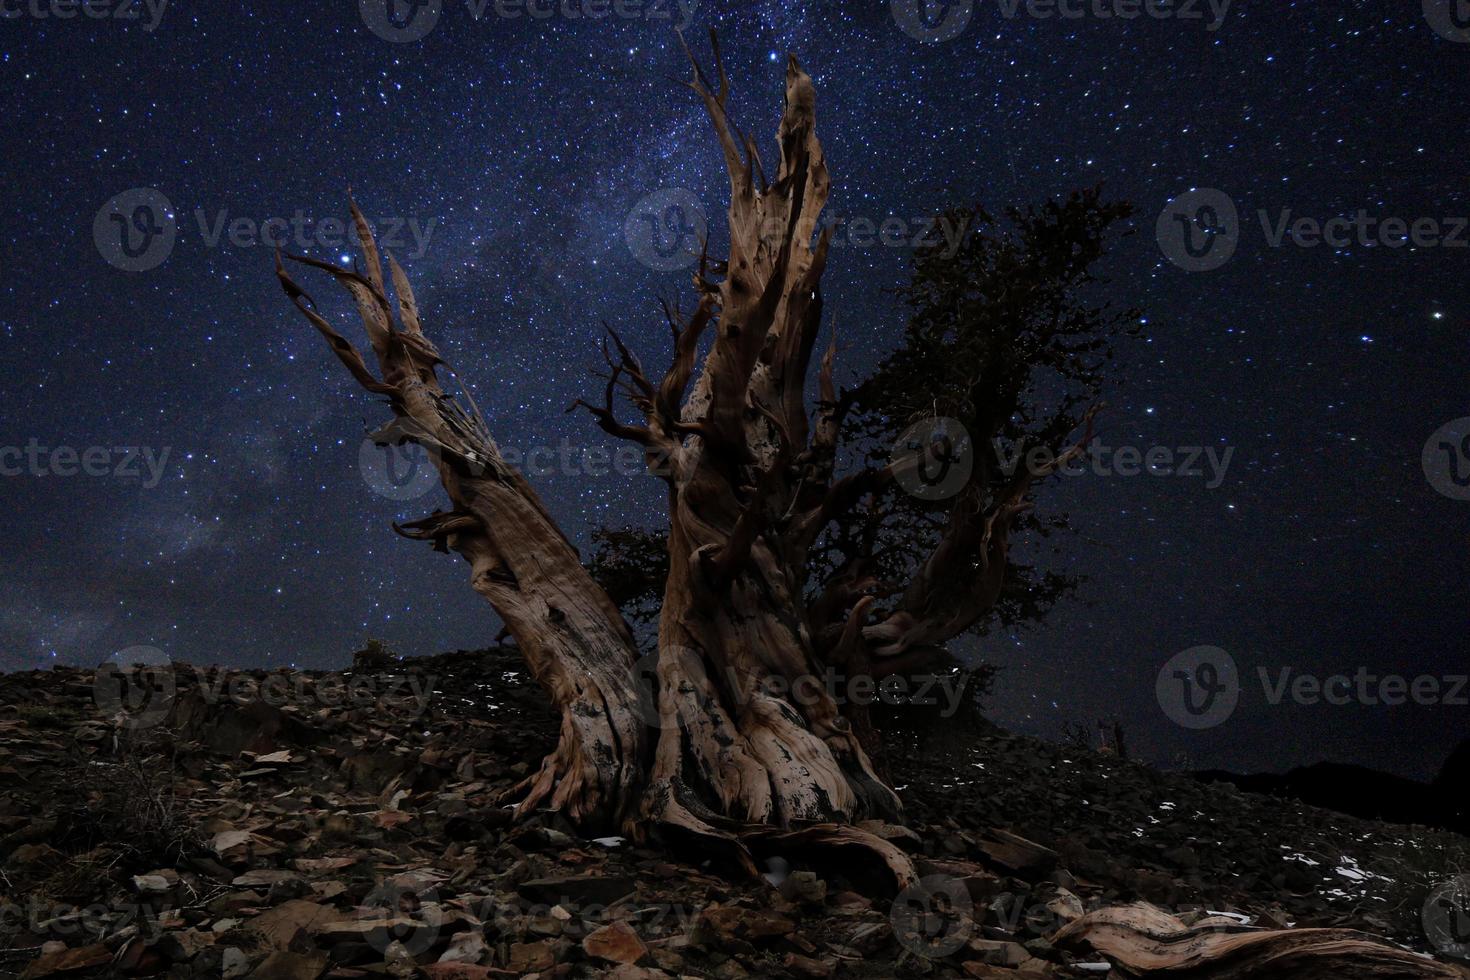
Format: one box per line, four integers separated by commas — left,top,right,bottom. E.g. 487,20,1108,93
276,35,1033,885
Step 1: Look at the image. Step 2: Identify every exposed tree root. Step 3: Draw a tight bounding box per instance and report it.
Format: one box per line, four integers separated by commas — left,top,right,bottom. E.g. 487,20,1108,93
1053,904,1469,979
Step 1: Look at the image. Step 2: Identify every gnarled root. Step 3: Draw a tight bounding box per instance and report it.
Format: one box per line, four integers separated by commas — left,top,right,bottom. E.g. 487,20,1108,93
1053,903,1468,979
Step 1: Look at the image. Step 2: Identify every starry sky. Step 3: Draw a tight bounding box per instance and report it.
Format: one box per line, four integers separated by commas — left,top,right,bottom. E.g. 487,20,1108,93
2,2,1466,781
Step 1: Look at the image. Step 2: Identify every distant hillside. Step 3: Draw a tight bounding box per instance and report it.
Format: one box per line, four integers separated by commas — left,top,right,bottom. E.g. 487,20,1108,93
1195,740,1470,835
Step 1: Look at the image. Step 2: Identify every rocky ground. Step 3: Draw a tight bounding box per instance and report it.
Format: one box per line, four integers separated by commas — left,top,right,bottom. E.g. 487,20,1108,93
1,649,1467,978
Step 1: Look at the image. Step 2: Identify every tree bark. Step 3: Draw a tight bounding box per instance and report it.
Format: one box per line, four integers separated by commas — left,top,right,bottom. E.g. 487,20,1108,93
631,39,901,861
1053,904,1469,979
275,40,911,881
276,221,644,835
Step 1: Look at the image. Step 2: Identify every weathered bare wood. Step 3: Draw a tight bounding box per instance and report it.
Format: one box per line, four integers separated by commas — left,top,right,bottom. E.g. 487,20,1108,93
1053,904,1468,979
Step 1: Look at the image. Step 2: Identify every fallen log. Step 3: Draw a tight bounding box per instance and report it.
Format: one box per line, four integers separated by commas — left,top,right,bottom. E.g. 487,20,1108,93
1052,903,1469,979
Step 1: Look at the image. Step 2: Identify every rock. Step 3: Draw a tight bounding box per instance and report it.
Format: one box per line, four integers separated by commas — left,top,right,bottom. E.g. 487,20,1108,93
1283,861,1318,894
221,948,253,978
233,868,305,888
317,915,427,949
384,940,418,978
979,830,1058,879
19,944,112,978
423,965,500,980
961,963,1013,979
245,899,334,950
1162,845,1200,870
249,951,328,979
582,920,647,965
968,938,1032,967
1045,888,1086,926
292,856,358,873
506,940,556,973
131,869,180,894
777,871,827,906
438,930,490,965
155,928,212,961
782,952,833,978
7,843,63,868
211,829,255,864
604,967,673,980
517,873,636,908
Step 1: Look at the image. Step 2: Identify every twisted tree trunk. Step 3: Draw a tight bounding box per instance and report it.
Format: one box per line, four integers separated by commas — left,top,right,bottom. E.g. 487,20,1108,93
276,37,919,883
273,40,1470,973
276,226,645,834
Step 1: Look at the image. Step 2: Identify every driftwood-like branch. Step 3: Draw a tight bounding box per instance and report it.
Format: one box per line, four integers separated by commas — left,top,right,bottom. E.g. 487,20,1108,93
277,202,646,834
1053,904,1469,979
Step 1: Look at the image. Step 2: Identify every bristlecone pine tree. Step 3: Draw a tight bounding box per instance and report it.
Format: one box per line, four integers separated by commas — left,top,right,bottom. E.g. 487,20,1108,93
274,37,1120,884
273,38,1470,977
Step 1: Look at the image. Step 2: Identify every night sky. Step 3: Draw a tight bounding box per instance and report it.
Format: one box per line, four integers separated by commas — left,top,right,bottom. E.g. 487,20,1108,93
3,2,1467,781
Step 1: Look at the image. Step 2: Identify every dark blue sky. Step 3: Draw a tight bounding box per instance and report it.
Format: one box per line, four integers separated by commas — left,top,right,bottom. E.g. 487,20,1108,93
2,1,1466,780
